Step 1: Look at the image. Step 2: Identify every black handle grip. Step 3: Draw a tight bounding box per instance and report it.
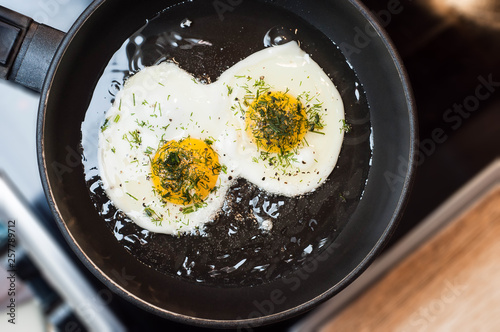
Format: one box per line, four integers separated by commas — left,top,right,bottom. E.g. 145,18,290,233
0,6,64,92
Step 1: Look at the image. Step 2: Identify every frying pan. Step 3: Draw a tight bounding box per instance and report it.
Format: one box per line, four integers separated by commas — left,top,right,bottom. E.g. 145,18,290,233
0,0,417,328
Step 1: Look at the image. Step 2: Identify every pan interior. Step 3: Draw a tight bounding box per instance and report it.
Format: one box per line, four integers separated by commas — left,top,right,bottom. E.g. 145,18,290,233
40,0,413,325
81,0,371,287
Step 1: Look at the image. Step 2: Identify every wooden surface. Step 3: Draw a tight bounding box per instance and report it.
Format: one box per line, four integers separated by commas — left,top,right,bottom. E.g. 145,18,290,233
321,185,500,332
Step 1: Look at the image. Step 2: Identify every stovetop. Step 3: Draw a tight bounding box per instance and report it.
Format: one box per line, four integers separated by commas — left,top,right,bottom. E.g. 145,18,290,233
1,0,499,331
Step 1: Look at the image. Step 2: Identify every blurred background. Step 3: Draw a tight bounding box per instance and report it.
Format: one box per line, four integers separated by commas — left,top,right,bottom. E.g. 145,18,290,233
0,0,499,331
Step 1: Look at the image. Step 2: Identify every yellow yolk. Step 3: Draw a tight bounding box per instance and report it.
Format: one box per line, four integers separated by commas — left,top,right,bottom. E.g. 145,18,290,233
245,91,308,153
151,138,221,206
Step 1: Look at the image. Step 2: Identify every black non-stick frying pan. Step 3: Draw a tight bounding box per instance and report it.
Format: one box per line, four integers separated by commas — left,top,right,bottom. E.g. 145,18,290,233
0,0,416,328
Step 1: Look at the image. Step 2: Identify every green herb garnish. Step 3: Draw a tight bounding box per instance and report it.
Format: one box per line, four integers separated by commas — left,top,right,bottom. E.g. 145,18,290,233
100,118,110,132
123,130,142,148
339,119,352,134
126,192,138,201
144,206,162,225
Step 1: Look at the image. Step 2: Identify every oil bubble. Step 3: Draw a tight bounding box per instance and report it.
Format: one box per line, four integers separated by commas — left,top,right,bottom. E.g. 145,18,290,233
180,18,192,28
264,26,296,47
108,80,122,97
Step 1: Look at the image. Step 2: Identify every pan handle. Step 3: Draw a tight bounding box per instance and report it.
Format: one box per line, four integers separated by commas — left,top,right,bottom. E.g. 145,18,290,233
0,6,64,92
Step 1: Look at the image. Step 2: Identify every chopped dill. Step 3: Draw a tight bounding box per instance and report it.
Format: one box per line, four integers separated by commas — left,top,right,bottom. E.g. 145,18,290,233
339,193,347,203
339,119,352,134
136,119,148,127
100,118,110,132
182,201,207,215
144,206,162,225
123,130,142,148
181,206,194,214
126,192,138,201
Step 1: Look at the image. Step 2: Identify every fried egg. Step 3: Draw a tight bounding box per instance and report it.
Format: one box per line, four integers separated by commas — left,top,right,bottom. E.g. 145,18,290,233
98,63,235,235
220,42,345,196
98,41,345,235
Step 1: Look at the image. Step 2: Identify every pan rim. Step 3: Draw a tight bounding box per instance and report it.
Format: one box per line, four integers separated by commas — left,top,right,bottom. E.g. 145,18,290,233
37,0,418,327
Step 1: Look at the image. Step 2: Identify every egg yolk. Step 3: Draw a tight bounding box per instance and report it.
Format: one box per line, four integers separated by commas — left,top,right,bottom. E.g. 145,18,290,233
151,138,221,206
246,91,308,153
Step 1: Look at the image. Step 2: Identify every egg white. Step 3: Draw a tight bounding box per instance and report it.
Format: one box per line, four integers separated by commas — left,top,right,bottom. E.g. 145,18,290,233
98,41,344,235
